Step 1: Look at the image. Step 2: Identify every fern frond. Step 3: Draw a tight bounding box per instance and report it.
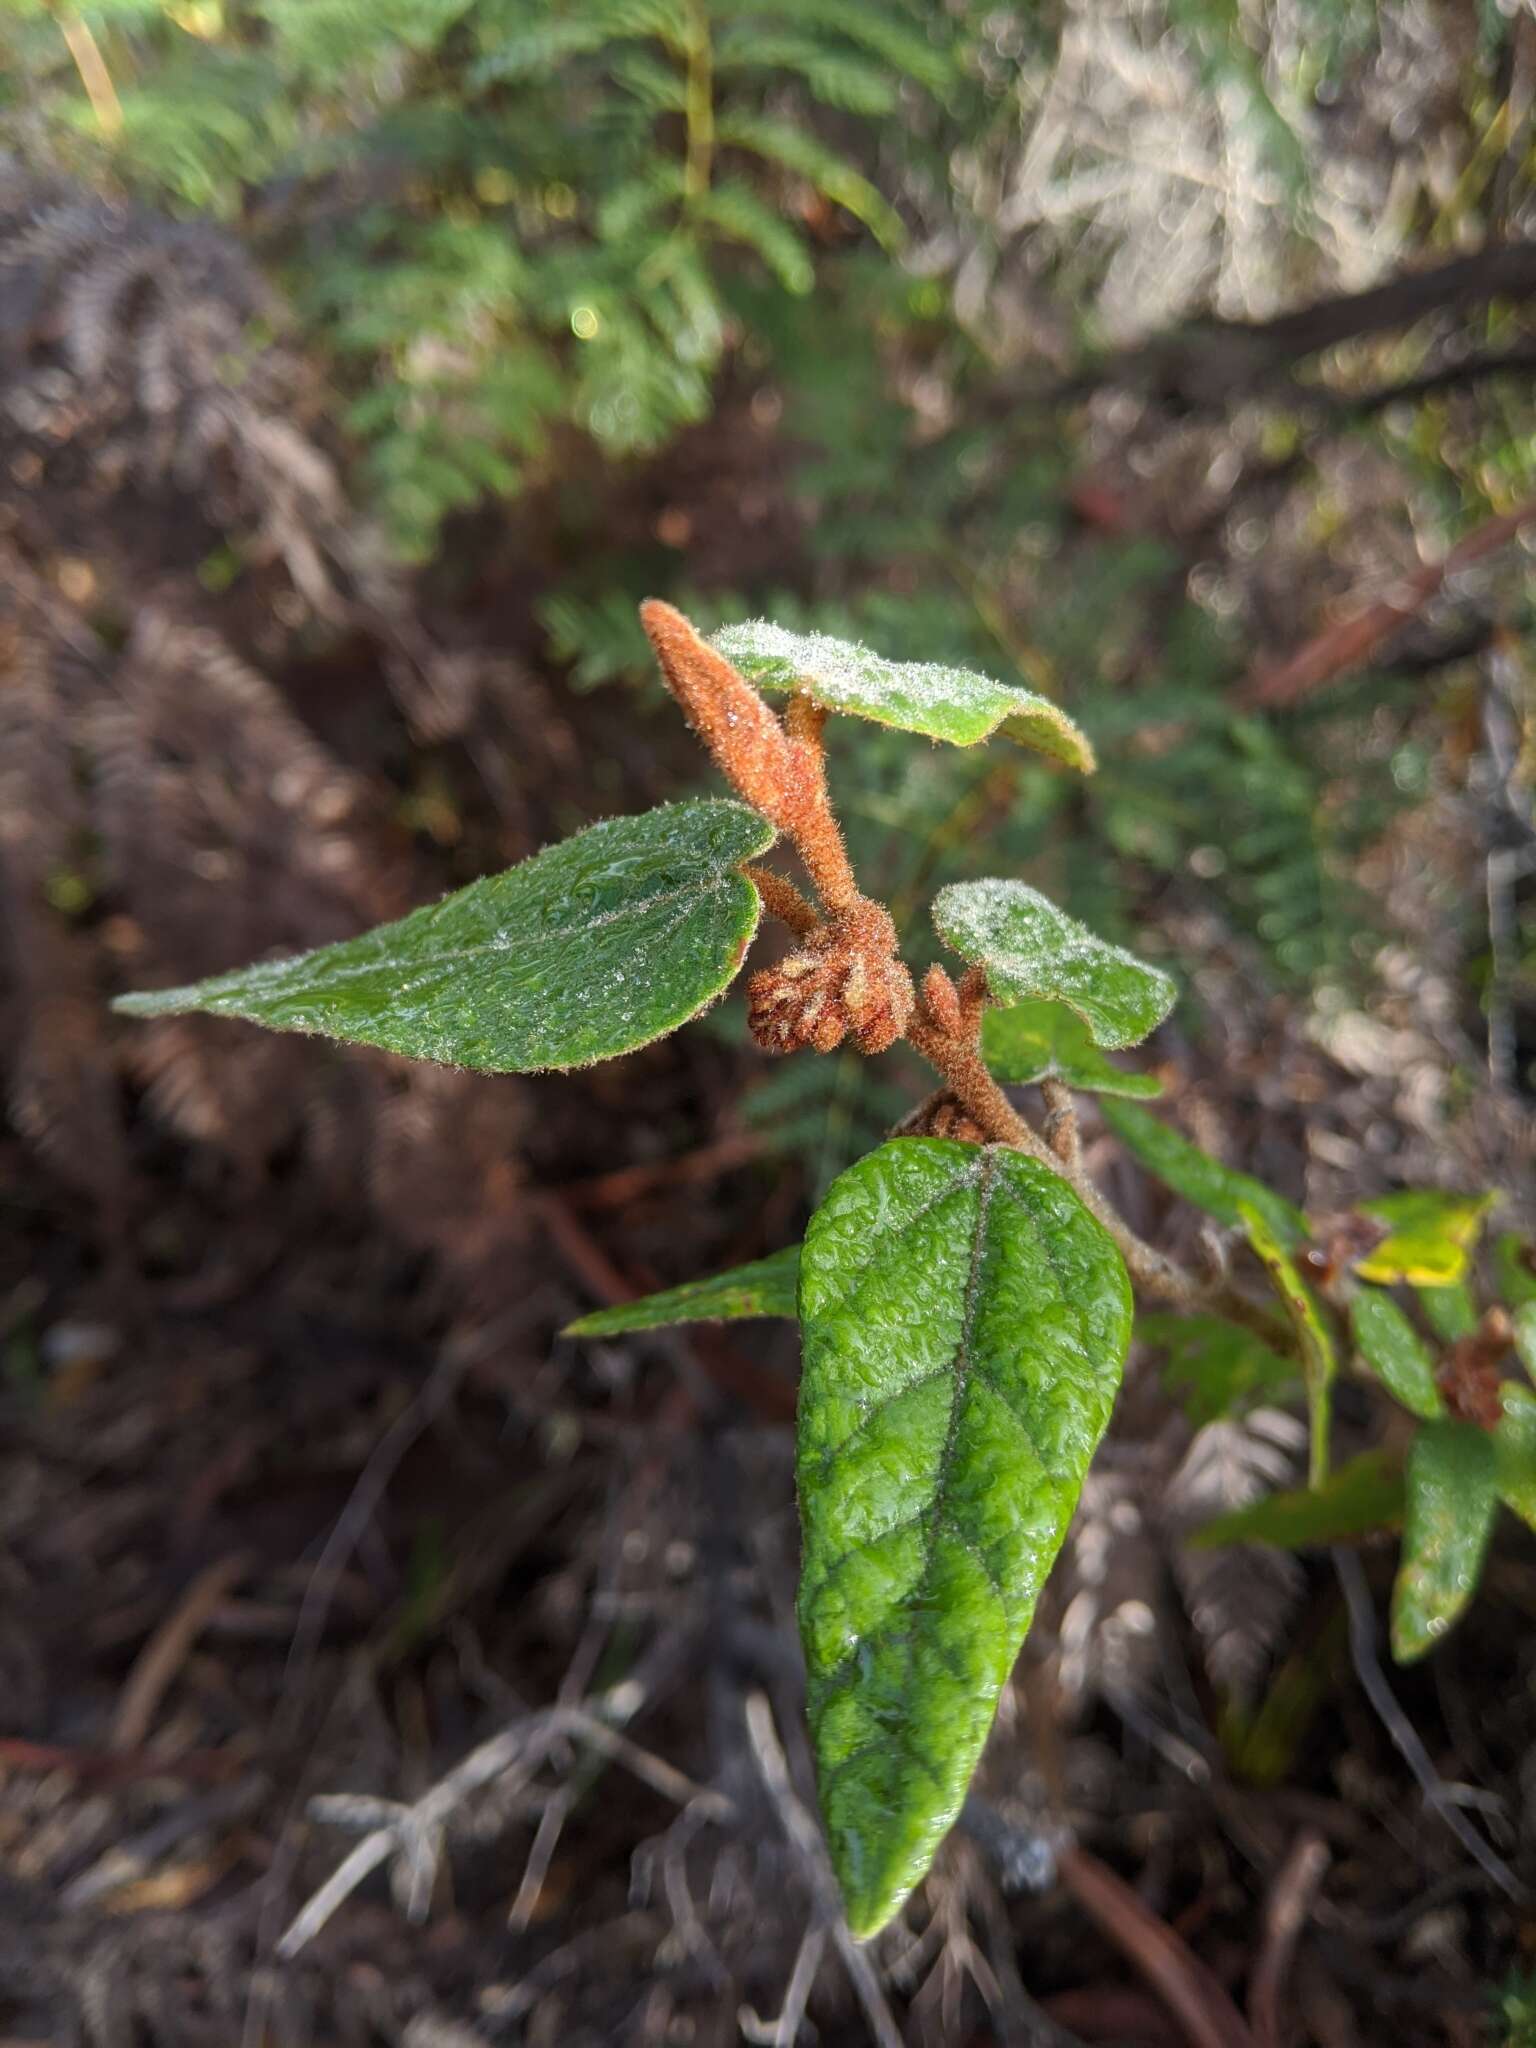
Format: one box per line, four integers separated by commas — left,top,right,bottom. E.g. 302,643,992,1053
714,110,902,248
692,179,813,293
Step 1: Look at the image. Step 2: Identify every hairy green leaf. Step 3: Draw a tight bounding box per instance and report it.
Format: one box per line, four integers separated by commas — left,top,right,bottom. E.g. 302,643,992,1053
710,620,1096,771
1193,1450,1404,1549
1240,1202,1335,1487
1140,1313,1298,1425
1495,1382,1536,1534
1101,1100,1306,1246
1350,1288,1442,1421
114,799,774,1072
932,884,1175,1050
797,1139,1131,1938
980,999,1164,1098
564,1246,799,1335
1391,1421,1497,1663
1355,1190,1495,1286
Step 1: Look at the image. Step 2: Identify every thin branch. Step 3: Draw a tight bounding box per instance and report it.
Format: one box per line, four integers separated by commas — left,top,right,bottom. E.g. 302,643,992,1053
744,864,822,939
1249,1829,1331,2048
54,9,123,138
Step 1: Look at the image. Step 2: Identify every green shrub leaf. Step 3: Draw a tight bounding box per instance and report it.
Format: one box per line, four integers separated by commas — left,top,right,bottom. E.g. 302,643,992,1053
1515,1302,1536,1386
1494,1233,1536,1311
1101,1100,1306,1246
980,999,1164,1097
1240,1202,1336,1486
710,621,1096,771
563,1246,799,1335
1193,1450,1404,1549
1495,1383,1536,1534
114,799,775,1072
1390,1421,1498,1663
1141,1313,1299,1425
932,883,1175,1049
1349,1289,1443,1420
1355,1190,1495,1286
1417,1281,1478,1343
797,1138,1131,1938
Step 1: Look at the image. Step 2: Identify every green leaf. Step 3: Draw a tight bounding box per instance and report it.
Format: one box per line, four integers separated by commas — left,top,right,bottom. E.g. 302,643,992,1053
1417,1282,1478,1343
1193,1450,1404,1549
1515,1302,1536,1386
1495,1382,1536,1534
1350,1288,1443,1421
692,182,815,293
980,999,1164,1098
710,620,1096,771
1390,1421,1498,1663
563,1246,799,1335
114,799,774,1073
797,1138,1131,1938
1141,1313,1299,1426
713,111,903,248
932,884,1175,1051
1355,1190,1495,1286
1494,1232,1536,1310
1239,1202,1335,1488
1101,1100,1306,1247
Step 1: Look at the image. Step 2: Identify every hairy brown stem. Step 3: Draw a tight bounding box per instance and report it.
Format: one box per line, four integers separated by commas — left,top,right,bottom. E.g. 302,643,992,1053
742,865,820,939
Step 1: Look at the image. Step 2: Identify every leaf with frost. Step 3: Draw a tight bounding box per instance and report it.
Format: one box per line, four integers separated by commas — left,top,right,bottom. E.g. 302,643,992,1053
1350,1289,1442,1421
797,1138,1131,1937
932,882,1175,1050
114,799,775,1072
981,998,1163,1098
564,1246,799,1335
1101,1100,1306,1247
711,620,1096,771
1391,1421,1497,1663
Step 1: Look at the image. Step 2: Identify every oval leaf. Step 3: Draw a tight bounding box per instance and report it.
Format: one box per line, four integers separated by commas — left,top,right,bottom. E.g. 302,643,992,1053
1390,1420,1498,1663
1495,1382,1536,1534
797,1138,1131,1938
1101,1099,1306,1247
932,882,1176,1050
711,621,1096,771
563,1246,799,1336
1417,1281,1478,1343
1355,1190,1495,1286
981,999,1164,1098
1350,1288,1442,1421
1193,1450,1404,1550
114,799,775,1073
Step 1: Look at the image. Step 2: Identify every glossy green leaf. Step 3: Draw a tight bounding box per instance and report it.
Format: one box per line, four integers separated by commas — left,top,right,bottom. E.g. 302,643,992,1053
1193,1450,1404,1549
980,999,1164,1098
1417,1282,1478,1343
1101,1099,1306,1247
797,1138,1131,1938
1494,1233,1536,1311
563,1246,799,1336
1350,1289,1442,1421
710,621,1096,772
1495,1382,1536,1534
1141,1313,1299,1426
932,883,1176,1050
1355,1190,1495,1286
1390,1421,1498,1663
1516,1303,1536,1386
114,800,774,1072
1239,1203,1335,1488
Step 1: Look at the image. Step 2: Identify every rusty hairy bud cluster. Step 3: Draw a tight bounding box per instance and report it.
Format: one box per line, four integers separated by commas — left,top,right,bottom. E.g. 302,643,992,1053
747,900,913,1058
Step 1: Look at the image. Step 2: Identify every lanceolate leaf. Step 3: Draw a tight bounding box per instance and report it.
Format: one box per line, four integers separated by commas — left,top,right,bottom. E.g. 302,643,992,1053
797,1139,1131,1938
1495,1382,1536,1534
932,883,1176,1050
114,800,775,1072
1193,1450,1404,1550
1141,1313,1299,1426
563,1246,799,1336
1391,1421,1498,1663
1354,1190,1495,1286
1240,1202,1336,1487
710,621,1096,771
981,999,1164,1098
1350,1289,1443,1421
1101,1099,1306,1247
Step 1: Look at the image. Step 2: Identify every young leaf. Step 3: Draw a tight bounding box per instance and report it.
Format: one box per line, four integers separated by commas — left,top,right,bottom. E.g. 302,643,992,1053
1390,1421,1498,1663
563,1246,799,1335
1239,1202,1335,1488
1495,1382,1536,1534
1494,1232,1536,1311
932,883,1176,1050
1354,1190,1495,1286
1349,1288,1443,1421
1417,1281,1478,1343
1192,1450,1404,1549
710,620,1096,772
980,999,1164,1098
1141,1313,1299,1426
797,1138,1131,1938
114,799,775,1072
1101,1099,1306,1247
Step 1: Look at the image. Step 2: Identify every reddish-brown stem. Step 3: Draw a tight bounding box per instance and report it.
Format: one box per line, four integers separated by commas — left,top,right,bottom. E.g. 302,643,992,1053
1040,1075,1081,1167
743,865,820,939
